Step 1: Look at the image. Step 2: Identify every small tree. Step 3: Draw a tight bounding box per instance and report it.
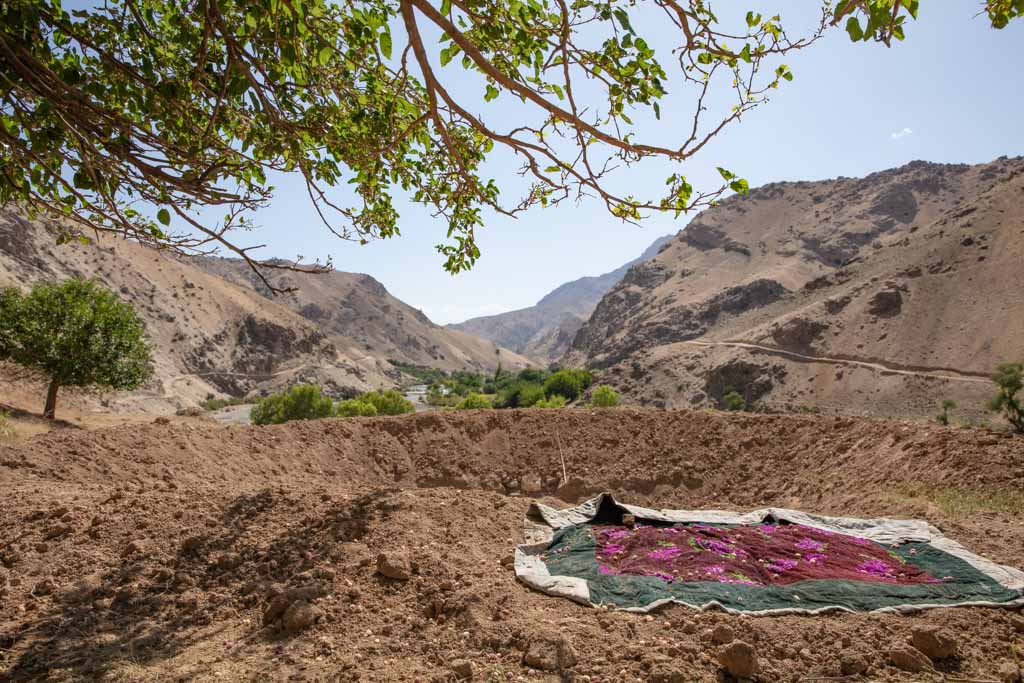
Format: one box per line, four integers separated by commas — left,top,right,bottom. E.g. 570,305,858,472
988,363,1024,433
251,384,335,425
336,398,379,418
936,399,957,426
722,388,746,412
0,278,152,419
544,370,584,402
361,390,415,416
590,385,620,408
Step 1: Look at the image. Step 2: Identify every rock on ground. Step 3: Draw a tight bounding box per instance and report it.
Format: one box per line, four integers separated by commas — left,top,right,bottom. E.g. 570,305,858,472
888,645,932,673
522,631,577,672
912,625,958,660
719,640,758,678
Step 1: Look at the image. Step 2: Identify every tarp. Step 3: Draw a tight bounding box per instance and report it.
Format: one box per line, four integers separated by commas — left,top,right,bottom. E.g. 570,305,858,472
514,493,1024,614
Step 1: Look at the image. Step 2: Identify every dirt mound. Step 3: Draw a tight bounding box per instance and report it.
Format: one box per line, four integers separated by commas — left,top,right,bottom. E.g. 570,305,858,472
1,410,1023,681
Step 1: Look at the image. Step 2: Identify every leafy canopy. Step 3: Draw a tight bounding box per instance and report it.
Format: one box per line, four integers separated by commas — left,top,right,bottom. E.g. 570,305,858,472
0,278,152,398
6,1,1016,285
590,384,620,408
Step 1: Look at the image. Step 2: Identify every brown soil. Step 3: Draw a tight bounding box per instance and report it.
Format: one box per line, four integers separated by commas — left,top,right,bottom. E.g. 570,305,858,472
2,409,1023,682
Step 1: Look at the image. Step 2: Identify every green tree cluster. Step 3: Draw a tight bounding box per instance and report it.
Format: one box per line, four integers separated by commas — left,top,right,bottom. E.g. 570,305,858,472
590,385,621,408
252,386,414,425
988,363,1024,433
0,278,152,418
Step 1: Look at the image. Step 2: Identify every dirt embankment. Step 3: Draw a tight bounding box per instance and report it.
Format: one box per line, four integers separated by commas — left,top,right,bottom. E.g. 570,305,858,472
1,410,1023,682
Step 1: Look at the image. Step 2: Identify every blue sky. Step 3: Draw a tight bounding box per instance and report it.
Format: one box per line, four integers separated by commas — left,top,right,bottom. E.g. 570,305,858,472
211,2,1024,324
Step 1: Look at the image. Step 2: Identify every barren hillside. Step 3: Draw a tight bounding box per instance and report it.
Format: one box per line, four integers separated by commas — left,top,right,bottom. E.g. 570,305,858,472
450,233,672,363
565,157,1024,422
0,212,395,412
195,257,530,374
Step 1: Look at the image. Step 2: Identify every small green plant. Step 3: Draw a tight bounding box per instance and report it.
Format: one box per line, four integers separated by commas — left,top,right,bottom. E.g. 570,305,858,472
533,394,567,408
936,399,957,426
199,396,248,412
590,385,620,408
455,393,492,410
722,388,746,412
988,363,1024,433
0,410,15,439
251,384,335,425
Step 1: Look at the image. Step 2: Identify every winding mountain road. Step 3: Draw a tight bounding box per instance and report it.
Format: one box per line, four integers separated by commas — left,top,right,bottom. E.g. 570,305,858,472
682,340,991,385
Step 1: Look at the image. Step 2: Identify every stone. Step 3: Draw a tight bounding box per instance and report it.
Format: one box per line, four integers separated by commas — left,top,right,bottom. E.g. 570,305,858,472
911,625,957,660
376,552,411,581
522,631,577,672
719,640,758,679
281,600,322,634
711,623,735,645
839,649,869,676
121,539,146,558
450,659,473,680
888,646,931,673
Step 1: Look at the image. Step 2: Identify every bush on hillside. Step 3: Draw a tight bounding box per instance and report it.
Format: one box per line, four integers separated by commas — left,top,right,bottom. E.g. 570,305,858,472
0,410,15,439
517,368,549,385
988,363,1024,433
936,399,957,426
543,369,584,401
722,388,746,412
455,393,492,410
251,384,335,425
590,385,620,408
496,381,545,408
533,394,567,408
361,389,415,416
336,398,379,417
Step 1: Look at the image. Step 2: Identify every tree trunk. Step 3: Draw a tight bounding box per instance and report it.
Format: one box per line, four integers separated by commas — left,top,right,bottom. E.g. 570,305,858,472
43,380,59,420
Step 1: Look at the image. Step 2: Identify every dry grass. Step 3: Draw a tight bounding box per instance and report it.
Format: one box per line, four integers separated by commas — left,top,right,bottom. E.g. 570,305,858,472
0,410,16,440
898,486,1024,518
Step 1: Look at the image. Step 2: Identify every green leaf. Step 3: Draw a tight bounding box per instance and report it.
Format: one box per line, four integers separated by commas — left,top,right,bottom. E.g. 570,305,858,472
738,44,752,63
845,16,864,41
157,208,170,226
717,167,735,181
484,84,499,102
730,178,750,195
745,11,761,28
379,31,392,59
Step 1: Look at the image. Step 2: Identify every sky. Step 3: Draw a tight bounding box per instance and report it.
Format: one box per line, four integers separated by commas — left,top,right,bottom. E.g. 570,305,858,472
196,2,1024,324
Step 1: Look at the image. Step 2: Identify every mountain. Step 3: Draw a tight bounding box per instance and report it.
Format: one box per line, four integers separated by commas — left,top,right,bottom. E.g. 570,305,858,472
564,156,1024,422
449,232,673,363
0,211,527,413
194,257,531,374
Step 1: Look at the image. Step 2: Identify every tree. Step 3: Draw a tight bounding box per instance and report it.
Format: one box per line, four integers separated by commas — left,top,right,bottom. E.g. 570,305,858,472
722,388,746,412
544,370,584,402
590,385,620,408
361,389,415,416
0,278,152,419
251,383,336,425
987,363,1024,433
5,2,1017,287
336,397,379,417
936,399,956,426
533,394,567,409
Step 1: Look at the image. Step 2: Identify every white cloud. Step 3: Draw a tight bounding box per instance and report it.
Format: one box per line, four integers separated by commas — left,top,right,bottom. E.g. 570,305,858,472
890,127,913,140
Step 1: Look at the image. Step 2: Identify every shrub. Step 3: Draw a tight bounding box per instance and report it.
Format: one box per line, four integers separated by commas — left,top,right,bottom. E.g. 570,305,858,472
455,393,492,410
199,396,248,412
0,411,15,439
543,370,584,401
722,388,746,412
336,398,379,417
361,389,415,416
533,394,567,408
251,384,335,425
0,278,152,419
517,368,549,384
590,385,620,408
495,381,545,408
936,399,957,426
988,363,1024,433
